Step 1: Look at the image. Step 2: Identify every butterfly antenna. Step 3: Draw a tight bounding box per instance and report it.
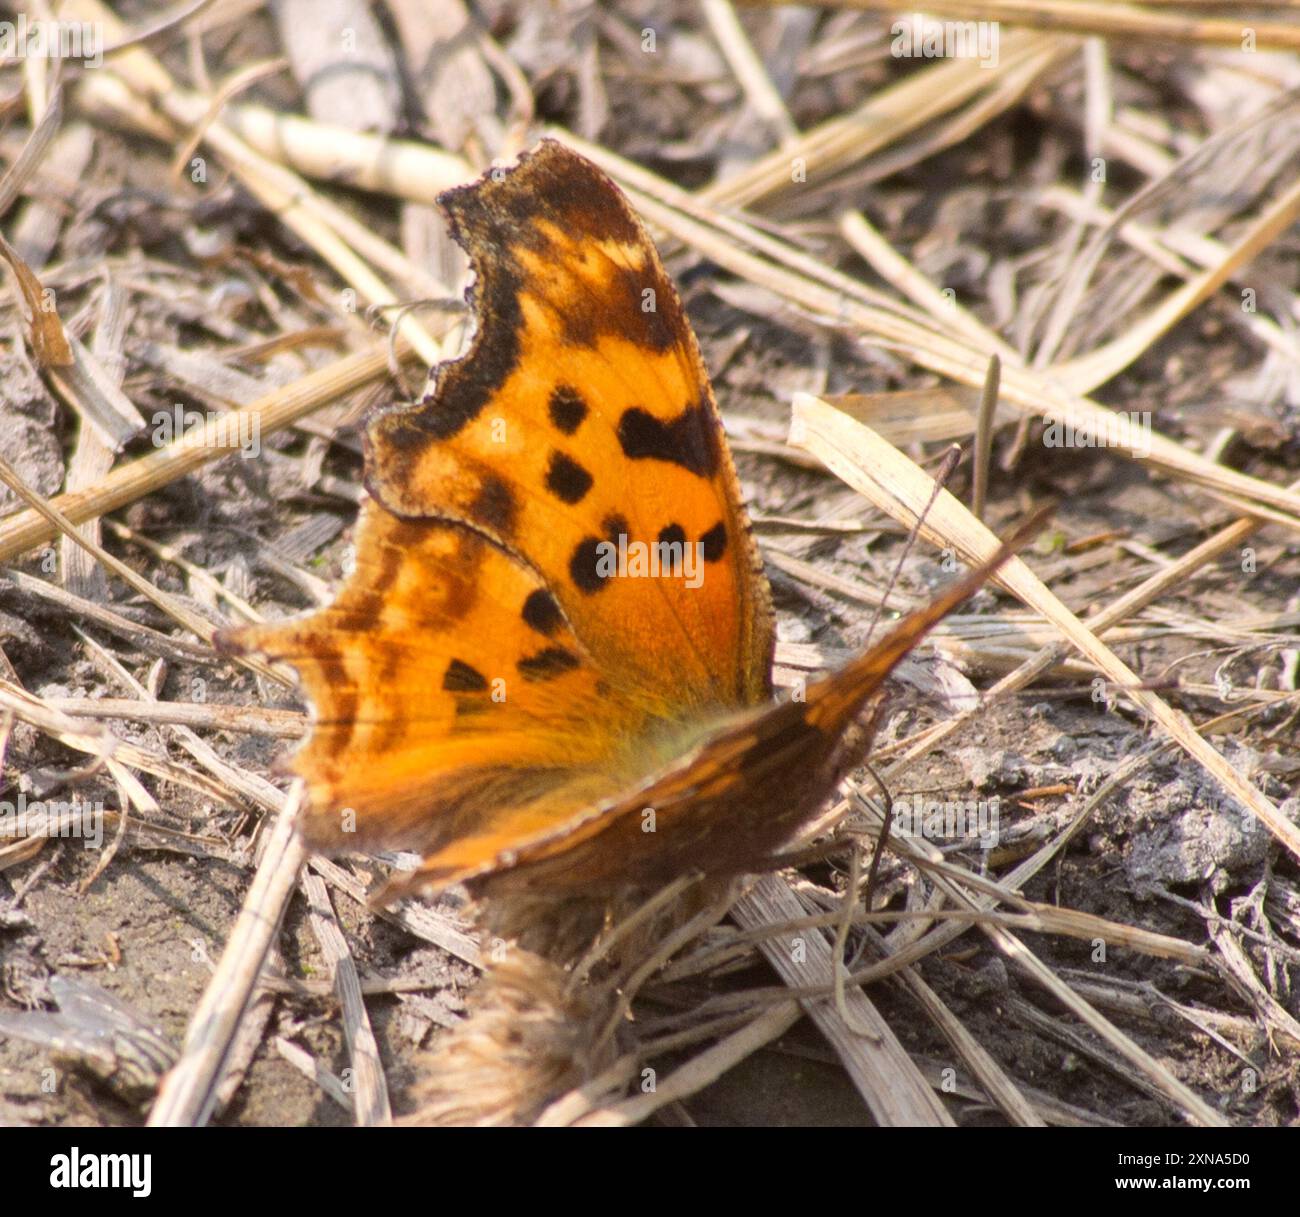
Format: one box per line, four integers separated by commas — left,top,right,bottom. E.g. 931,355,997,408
862,444,963,648
859,761,894,913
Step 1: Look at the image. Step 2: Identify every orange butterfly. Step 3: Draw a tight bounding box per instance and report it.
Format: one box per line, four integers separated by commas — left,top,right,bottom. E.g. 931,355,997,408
218,140,1022,901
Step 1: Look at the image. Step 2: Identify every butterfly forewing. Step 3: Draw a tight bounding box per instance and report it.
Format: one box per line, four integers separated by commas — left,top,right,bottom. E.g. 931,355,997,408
366,141,773,715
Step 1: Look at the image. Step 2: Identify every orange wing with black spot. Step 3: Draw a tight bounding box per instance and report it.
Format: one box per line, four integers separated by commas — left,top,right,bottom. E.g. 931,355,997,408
388,534,1028,897
221,140,1042,894
219,140,775,865
367,141,772,714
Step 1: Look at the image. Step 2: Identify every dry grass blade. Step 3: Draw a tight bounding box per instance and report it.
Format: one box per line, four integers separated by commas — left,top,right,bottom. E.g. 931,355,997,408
274,1037,352,1110
47,332,147,455
877,476,1300,771
0,340,417,564
66,0,446,363
985,933,1227,1125
865,923,1043,1125
571,1003,801,1126
840,794,1230,1125
761,0,1300,50
307,856,482,969
148,784,305,1127
0,85,63,219
1210,927,1300,1050
43,697,304,737
736,877,955,1125
220,105,471,203
0,678,248,811
5,568,210,663
1039,184,1300,368
702,28,1074,209
0,454,221,646
1058,188,1300,391
0,231,73,370
200,28,1068,220
301,870,392,1126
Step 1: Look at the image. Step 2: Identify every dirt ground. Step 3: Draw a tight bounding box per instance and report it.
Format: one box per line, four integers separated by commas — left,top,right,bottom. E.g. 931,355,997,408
1,2,1298,1127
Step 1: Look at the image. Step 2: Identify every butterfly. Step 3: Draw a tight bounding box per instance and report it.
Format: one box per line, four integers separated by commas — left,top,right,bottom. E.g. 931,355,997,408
217,140,1022,902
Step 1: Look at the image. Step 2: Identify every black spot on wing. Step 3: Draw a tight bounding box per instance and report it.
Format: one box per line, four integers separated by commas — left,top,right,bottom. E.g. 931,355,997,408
569,511,624,597
453,698,491,718
548,385,588,434
469,473,518,535
517,646,581,681
443,658,488,693
521,589,563,637
701,521,727,562
618,396,720,477
658,523,686,547
545,451,594,505
570,537,608,594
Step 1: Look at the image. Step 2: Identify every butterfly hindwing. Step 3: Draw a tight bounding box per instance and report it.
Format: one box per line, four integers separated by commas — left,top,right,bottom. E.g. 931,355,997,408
393,542,1019,895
